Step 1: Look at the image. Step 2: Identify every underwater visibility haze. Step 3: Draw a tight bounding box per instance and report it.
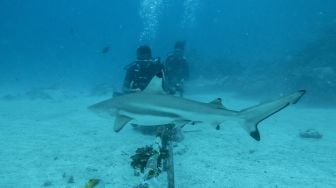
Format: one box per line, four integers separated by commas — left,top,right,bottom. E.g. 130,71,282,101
0,0,336,187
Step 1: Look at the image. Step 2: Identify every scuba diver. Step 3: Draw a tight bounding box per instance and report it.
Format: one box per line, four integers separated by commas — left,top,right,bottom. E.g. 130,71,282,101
123,45,184,142
122,45,163,93
164,41,189,97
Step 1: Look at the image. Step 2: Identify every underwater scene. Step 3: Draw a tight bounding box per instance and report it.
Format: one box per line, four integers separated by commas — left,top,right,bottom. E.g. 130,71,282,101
1,0,336,187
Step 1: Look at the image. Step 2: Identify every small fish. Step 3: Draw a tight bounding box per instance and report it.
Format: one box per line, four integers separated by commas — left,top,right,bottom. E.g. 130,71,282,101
101,46,110,54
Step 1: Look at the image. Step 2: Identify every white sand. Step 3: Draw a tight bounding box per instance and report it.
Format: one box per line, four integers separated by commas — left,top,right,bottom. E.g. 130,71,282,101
0,92,335,188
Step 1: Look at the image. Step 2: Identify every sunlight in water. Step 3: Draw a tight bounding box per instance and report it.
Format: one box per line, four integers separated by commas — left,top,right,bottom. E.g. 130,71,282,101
139,0,200,42
181,0,200,29
139,0,164,42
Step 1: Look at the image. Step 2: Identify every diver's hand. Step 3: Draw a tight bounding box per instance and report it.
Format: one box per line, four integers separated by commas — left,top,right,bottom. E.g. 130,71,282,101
130,88,141,92
123,88,141,93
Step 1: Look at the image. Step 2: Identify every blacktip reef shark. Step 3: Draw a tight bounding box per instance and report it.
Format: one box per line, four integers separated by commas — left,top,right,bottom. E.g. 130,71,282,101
88,74,305,141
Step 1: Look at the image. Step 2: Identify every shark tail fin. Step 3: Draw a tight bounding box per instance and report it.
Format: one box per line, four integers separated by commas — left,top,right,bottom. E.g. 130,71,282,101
239,90,306,141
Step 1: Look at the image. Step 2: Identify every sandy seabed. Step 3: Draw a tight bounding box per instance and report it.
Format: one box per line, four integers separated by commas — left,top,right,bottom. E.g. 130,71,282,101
0,91,335,188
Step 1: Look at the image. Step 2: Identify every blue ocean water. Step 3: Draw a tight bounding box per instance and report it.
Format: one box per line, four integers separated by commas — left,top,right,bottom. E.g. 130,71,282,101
1,0,336,187
1,0,335,95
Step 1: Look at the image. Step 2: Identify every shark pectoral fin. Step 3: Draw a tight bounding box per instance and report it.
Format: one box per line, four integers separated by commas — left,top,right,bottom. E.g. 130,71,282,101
114,115,132,132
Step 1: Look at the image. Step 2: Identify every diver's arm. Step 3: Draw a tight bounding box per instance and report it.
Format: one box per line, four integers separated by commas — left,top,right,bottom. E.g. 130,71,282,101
123,67,143,93
122,68,134,92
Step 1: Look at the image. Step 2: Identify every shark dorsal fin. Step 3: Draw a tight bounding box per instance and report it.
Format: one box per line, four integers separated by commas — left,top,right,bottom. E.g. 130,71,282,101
208,98,226,109
143,72,165,94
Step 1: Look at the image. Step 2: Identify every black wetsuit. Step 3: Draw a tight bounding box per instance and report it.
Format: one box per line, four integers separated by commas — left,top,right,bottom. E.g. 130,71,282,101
164,53,189,95
123,59,163,93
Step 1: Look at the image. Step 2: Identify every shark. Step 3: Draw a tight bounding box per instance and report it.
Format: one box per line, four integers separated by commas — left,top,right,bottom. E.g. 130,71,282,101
88,74,305,141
